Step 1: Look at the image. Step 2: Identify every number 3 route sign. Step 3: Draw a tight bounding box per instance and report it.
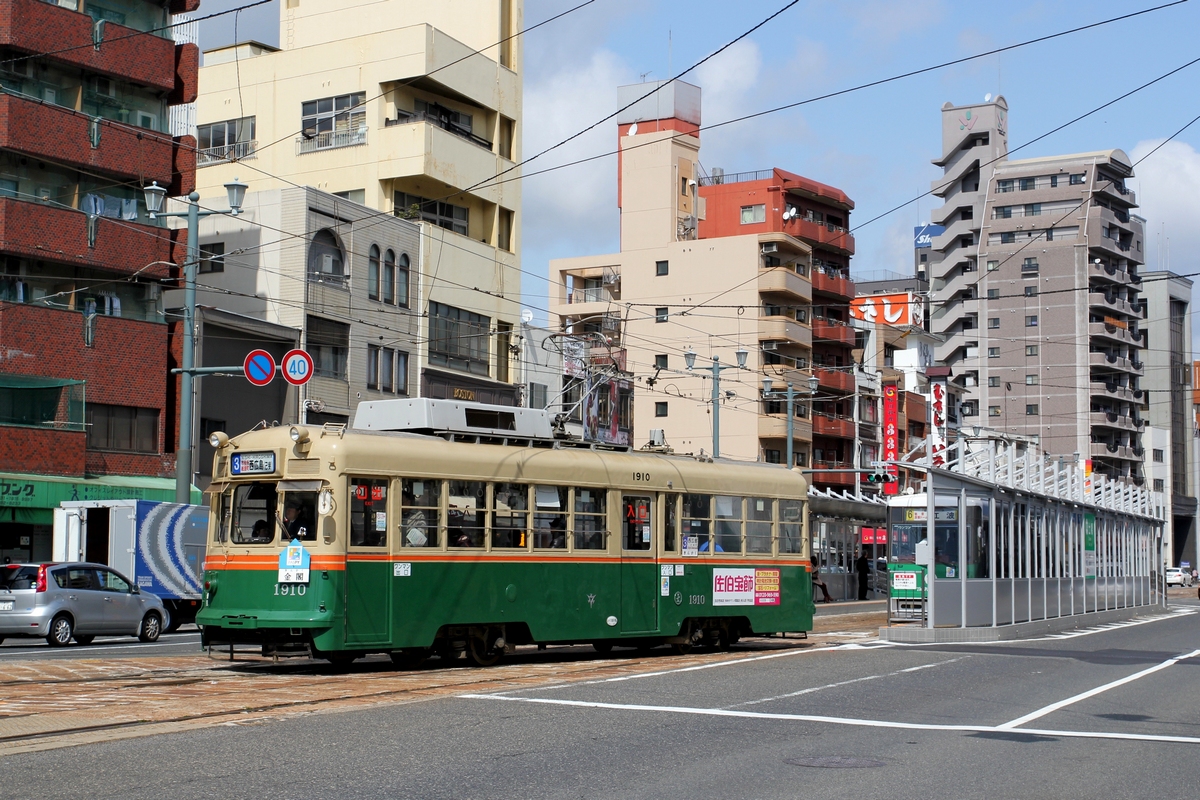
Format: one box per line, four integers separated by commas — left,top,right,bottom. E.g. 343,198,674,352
282,349,314,386
243,349,276,387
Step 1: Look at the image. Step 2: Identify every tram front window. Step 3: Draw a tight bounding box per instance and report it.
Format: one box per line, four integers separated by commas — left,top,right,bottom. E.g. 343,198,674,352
280,490,318,541
230,483,278,545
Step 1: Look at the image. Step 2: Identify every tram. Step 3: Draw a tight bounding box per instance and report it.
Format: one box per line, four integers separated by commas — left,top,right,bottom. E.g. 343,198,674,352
197,399,813,666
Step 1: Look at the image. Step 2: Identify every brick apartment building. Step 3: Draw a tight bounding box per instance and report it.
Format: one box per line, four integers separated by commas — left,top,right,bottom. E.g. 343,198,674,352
0,0,199,561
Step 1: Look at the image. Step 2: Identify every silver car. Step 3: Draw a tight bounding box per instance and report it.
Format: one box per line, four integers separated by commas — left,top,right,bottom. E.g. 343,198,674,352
0,562,166,647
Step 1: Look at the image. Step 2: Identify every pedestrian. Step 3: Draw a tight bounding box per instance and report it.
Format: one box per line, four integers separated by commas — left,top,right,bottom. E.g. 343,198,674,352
811,559,833,603
854,549,870,601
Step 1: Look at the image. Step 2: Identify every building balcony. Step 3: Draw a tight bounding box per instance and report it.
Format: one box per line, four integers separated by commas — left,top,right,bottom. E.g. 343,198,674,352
1093,180,1137,206
0,198,175,279
758,317,812,349
809,463,856,488
1090,442,1140,462
297,127,368,155
1,0,178,92
379,119,516,206
197,140,257,167
1090,380,1135,404
1089,321,1140,346
812,411,854,439
811,318,855,346
814,367,854,394
1090,411,1138,432
758,267,812,303
1089,352,1143,375
1088,291,1138,318
785,218,855,255
758,414,812,442
810,269,855,300
1088,259,1132,285
0,93,174,184
386,109,493,151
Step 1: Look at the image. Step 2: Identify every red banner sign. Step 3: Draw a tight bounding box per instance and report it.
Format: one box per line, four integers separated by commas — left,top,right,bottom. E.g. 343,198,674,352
883,384,899,495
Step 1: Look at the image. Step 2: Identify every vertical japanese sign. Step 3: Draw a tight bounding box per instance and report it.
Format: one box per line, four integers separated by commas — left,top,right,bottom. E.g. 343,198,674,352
882,384,900,495
929,379,948,468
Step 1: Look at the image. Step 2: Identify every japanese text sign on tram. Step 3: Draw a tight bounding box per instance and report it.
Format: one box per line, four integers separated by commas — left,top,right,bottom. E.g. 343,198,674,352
281,349,314,386
278,538,310,584
243,349,276,387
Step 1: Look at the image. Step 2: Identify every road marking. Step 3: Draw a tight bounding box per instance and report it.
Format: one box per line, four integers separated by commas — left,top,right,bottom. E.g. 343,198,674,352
0,636,200,656
460,695,1200,745
729,657,969,708
997,648,1200,730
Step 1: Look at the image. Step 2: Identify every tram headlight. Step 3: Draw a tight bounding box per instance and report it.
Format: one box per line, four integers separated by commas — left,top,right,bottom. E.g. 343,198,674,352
289,426,310,444
209,431,229,449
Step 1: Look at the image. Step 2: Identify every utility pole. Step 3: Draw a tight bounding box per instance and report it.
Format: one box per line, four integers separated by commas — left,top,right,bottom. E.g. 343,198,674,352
685,347,747,459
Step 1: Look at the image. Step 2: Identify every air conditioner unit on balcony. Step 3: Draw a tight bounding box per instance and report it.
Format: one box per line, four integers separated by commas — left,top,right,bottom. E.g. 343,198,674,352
762,242,779,254
90,77,116,98
762,341,779,352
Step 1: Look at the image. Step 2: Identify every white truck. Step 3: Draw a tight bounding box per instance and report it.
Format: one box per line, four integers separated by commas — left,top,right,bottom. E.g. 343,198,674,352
53,500,207,631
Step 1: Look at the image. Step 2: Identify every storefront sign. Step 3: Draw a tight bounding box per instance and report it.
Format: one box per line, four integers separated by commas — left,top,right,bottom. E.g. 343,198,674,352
851,293,919,327
452,388,476,401
929,379,948,468
883,385,900,495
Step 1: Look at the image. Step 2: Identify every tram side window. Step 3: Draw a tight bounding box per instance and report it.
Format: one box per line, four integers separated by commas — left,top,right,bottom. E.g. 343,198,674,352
213,490,231,543
714,496,743,554
492,483,529,548
746,497,772,554
349,479,388,547
401,479,440,547
231,482,277,545
448,480,486,547
622,495,652,551
280,491,318,541
664,494,679,553
683,494,711,554
574,488,606,550
533,485,568,549
779,499,804,554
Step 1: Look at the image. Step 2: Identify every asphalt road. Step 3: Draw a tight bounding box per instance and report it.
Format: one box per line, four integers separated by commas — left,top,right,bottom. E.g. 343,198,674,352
0,629,202,660
4,601,1198,800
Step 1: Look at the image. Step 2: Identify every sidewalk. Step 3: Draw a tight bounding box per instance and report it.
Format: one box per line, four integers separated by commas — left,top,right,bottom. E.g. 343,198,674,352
814,598,887,617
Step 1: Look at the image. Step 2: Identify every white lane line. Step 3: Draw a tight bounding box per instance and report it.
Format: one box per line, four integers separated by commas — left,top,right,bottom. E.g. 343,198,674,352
998,648,1200,730
459,694,1200,745
888,607,1195,647
729,657,969,708
0,637,201,655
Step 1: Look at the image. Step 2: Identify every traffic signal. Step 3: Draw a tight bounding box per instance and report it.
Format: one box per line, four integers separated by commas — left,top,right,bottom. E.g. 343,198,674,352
866,470,898,484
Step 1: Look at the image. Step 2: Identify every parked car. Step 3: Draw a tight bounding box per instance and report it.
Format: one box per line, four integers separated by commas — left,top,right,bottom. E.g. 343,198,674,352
1165,568,1187,587
0,563,166,647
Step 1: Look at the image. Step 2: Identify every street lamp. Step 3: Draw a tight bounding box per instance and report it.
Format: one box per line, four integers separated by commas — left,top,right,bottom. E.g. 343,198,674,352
762,373,820,468
685,347,749,458
144,179,248,504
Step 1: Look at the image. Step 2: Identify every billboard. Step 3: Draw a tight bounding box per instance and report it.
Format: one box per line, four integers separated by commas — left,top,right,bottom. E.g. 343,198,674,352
882,385,900,495
914,224,945,249
850,292,922,327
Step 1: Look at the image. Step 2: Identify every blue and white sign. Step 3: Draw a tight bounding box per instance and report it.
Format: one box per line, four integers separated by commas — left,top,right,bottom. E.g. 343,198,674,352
230,451,276,475
281,349,314,387
279,538,311,583
914,224,946,249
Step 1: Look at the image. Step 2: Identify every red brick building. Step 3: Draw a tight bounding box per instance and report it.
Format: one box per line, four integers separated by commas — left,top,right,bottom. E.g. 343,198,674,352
699,168,856,490
0,0,199,559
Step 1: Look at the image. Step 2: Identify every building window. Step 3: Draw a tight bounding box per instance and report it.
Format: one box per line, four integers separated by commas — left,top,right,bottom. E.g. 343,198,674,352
988,317,1000,329
989,406,1001,417
529,382,548,409
996,179,1013,193
1026,315,1038,327
654,354,668,370
1069,173,1085,185
366,346,408,394
498,207,514,252
740,204,766,224
1154,479,1165,492
197,116,256,165
1025,203,1041,217
394,192,469,236
995,206,1012,219
655,260,669,276
86,404,158,453
655,401,668,417
1026,404,1039,415
429,302,490,376
655,307,668,323
396,253,410,308
764,449,781,464
1026,345,1038,356
381,250,396,305
198,242,225,274
368,245,380,300
1024,286,1038,297
987,289,999,299
301,92,366,146
988,376,1000,388
960,401,977,417
1050,175,1059,188
1153,449,1165,463
307,316,350,379
367,344,379,389
681,177,689,197
496,322,512,383
987,260,999,272
308,229,346,285
988,347,1000,358
920,253,927,263
1022,258,1038,272
1000,232,1016,244
1019,178,1035,191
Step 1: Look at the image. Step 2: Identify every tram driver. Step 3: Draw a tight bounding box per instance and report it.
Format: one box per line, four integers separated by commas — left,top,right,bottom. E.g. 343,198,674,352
282,495,317,541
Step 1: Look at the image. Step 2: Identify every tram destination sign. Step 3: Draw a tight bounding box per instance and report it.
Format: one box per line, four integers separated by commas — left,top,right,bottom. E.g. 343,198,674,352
230,451,276,476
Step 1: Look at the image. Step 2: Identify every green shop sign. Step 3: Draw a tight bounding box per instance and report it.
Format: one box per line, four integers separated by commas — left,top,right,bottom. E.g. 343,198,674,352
0,473,198,513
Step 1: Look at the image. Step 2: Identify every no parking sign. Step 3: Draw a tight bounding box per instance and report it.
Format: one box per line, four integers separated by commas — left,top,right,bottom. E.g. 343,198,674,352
243,349,276,387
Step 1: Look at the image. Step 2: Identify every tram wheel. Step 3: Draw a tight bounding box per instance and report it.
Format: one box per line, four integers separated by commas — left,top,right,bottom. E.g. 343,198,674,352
389,649,430,670
670,641,694,656
327,653,358,672
716,628,733,651
466,636,504,667
592,641,614,654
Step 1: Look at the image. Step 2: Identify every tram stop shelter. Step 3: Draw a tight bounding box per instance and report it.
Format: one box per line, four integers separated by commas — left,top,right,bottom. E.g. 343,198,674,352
881,436,1167,642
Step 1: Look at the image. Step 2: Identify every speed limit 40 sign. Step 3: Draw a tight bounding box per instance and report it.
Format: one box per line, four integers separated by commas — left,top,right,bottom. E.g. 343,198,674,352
281,349,314,386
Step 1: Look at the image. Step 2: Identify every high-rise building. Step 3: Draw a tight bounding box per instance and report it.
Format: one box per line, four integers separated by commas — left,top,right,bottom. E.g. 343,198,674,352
928,97,1148,483
0,0,202,560
191,0,523,406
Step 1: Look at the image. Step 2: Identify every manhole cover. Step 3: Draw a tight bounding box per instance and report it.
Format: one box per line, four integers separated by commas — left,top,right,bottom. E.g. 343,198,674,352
785,756,887,769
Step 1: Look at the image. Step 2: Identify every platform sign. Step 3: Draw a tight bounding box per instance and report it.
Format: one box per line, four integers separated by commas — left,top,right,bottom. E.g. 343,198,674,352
243,349,276,387
281,349,314,386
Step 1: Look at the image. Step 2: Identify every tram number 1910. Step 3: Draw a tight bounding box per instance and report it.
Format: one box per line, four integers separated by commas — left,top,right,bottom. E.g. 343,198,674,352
274,584,307,596
633,472,651,482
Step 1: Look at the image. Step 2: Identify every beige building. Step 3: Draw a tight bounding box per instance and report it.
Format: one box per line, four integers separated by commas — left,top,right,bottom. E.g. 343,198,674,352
191,0,523,405
549,82,823,465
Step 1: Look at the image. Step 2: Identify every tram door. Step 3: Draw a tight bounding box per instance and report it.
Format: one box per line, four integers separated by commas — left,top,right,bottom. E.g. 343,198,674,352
345,478,392,646
619,494,658,633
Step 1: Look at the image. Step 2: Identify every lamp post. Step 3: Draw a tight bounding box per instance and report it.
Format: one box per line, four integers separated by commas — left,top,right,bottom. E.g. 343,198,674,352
685,346,747,459
762,373,820,468
144,179,248,504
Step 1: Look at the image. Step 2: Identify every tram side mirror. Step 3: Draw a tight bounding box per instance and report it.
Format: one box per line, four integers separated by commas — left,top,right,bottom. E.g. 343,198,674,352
322,516,336,545
915,539,932,567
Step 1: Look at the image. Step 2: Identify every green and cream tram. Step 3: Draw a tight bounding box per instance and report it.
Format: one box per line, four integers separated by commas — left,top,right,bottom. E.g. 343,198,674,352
198,399,813,666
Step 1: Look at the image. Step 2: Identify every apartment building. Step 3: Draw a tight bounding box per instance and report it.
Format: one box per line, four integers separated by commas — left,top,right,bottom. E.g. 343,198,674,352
191,0,523,407
928,97,1148,483
550,81,855,473
1140,271,1195,567
0,0,201,560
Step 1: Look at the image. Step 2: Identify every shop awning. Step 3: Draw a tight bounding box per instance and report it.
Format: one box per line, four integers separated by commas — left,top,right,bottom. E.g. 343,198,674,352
0,472,202,526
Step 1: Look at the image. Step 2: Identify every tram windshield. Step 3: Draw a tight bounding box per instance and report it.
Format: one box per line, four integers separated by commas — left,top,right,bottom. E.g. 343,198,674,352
229,482,318,544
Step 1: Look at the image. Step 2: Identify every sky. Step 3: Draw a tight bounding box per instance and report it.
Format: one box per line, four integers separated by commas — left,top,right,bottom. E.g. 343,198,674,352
197,0,1200,336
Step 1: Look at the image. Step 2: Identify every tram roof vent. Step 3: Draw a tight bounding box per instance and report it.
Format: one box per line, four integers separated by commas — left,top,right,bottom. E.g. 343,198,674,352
353,398,554,440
